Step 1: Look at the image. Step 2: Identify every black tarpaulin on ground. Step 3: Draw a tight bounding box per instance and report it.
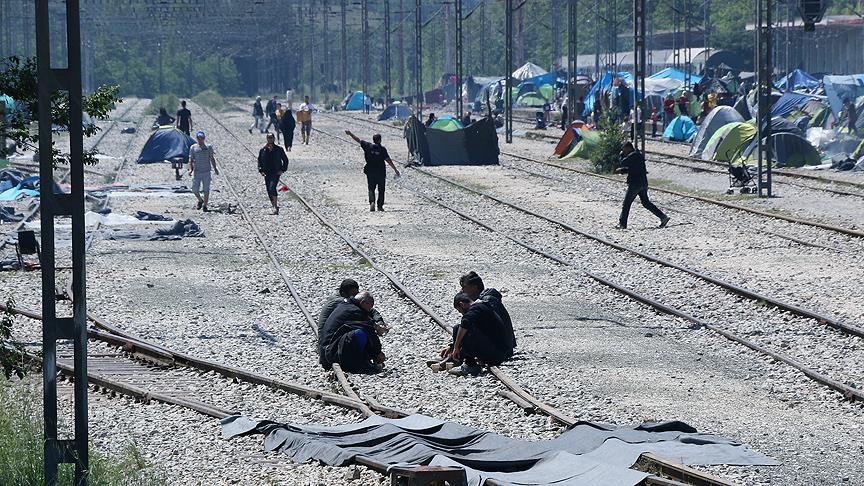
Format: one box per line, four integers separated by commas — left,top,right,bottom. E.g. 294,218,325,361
222,414,778,486
404,115,499,166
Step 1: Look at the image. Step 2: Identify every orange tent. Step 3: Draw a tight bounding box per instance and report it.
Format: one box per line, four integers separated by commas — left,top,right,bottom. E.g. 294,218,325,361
553,121,588,157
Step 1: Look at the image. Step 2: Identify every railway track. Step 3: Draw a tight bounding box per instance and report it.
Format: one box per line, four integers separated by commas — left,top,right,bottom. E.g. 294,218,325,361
318,112,864,404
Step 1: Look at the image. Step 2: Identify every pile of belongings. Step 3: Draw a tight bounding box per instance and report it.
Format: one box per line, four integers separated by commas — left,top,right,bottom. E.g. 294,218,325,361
0,168,62,201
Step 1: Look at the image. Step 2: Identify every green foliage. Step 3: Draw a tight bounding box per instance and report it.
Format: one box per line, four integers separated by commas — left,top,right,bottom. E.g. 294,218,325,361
145,94,180,116
0,56,121,167
0,298,30,380
589,110,626,174
0,376,167,485
192,89,225,112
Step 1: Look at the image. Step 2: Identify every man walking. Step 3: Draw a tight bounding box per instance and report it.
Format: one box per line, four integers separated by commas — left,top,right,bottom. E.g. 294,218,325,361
257,133,289,215
298,95,314,144
264,95,278,133
249,96,264,134
844,98,859,136
344,130,401,212
176,100,193,136
615,141,669,229
188,131,219,212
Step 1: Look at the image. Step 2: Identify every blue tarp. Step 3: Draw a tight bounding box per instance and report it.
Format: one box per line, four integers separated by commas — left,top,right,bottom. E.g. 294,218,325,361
378,104,412,121
343,91,365,111
519,72,557,90
649,67,703,84
583,71,633,117
823,75,864,118
663,116,697,141
0,176,40,201
775,69,821,90
137,128,195,164
770,91,821,118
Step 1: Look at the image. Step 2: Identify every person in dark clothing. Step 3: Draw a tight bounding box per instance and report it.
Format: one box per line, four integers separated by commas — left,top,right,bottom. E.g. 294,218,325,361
459,271,515,351
615,141,669,229
436,293,514,376
279,108,296,151
344,130,401,212
317,279,387,338
574,96,585,122
155,107,174,126
461,111,472,127
257,133,289,215
676,93,689,117
844,98,859,136
319,292,388,374
425,113,437,127
264,95,278,133
175,100,192,135
249,96,264,134
662,94,676,128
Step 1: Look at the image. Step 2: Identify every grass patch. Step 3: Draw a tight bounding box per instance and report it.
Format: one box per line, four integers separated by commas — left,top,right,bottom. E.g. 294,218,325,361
192,89,225,112
145,94,179,116
0,376,166,485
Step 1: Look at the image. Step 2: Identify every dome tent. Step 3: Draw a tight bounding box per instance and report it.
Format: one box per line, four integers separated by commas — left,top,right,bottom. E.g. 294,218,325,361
512,62,547,80
137,128,195,164
662,116,697,142
701,122,757,162
740,132,821,168
516,92,547,108
342,91,365,111
378,104,412,121
689,106,744,158
428,115,464,132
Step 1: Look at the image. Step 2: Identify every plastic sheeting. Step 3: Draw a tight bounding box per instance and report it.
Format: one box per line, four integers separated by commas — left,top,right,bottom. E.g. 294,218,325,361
405,116,499,166
822,75,864,118
649,67,703,84
775,69,821,91
512,62,547,80
222,414,778,486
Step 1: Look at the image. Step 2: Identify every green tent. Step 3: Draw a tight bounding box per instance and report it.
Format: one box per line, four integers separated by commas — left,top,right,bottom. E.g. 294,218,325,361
539,84,555,101
428,116,464,132
516,92,547,107
852,139,864,160
560,130,600,159
701,122,757,162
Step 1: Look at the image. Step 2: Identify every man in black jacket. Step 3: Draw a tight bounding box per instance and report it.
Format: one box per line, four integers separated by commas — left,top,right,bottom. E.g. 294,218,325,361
614,141,669,229
317,278,386,338
344,130,401,212
438,293,514,376
459,271,515,352
319,291,388,374
257,133,289,215
263,95,278,133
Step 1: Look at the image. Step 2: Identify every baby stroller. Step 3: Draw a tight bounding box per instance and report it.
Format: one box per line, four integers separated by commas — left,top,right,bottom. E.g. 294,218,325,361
726,159,757,194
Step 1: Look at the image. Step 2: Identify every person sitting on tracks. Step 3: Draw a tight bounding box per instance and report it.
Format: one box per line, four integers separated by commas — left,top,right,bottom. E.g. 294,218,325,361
257,133,289,215
433,293,515,377
319,291,389,374
459,271,516,352
317,279,386,340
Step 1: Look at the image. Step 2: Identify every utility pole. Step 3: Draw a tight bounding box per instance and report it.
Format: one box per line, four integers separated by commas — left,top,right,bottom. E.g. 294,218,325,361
672,0,680,70
36,0,89,483
455,0,463,118
341,0,347,94
553,0,561,68
593,0,600,76
323,0,330,86
309,3,315,100
479,0,486,74
415,0,422,116
683,0,691,88
633,0,647,152
444,3,452,73
567,0,578,125
505,0,513,143
756,0,773,197
398,0,405,96
362,0,369,100
385,0,392,103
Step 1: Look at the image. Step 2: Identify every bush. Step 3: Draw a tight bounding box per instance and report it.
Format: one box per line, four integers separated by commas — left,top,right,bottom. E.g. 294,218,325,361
0,376,167,485
589,110,627,173
192,89,224,112
145,94,179,116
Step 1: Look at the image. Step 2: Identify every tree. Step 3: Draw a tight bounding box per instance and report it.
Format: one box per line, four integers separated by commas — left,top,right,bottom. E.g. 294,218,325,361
0,56,121,166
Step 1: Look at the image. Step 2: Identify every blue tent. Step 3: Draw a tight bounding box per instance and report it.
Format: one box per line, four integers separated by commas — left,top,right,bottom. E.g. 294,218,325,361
519,72,557,90
583,71,633,117
137,128,195,164
775,69,821,91
770,92,821,117
343,91,365,111
823,75,864,118
649,67,703,84
378,104,412,121
663,116,697,142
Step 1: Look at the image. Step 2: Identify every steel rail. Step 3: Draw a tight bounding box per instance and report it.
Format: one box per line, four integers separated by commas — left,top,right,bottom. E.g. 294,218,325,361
322,110,864,238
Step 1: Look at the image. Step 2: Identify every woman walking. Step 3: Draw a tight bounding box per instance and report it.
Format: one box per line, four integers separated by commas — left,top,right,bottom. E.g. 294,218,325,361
280,108,296,151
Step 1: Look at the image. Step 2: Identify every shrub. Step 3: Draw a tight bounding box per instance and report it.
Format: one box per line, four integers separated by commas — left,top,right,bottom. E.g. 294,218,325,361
0,376,167,485
192,89,225,112
145,94,179,116
589,110,627,174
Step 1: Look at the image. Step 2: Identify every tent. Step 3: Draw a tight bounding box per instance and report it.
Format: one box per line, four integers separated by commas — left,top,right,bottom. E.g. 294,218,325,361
701,122,757,162
538,84,555,101
560,130,600,159
0,94,15,122
776,69,821,91
662,116,697,142
553,122,589,157
770,91,821,118
689,106,744,158
741,132,821,168
515,81,539,100
404,115,499,166
733,96,751,120
137,128,195,164
378,104,412,121
516,92,547,108
428,115,464,132
649,67,703,84
342,91,365,111
512,62,547,80
583,71,633,117
821,74,864,118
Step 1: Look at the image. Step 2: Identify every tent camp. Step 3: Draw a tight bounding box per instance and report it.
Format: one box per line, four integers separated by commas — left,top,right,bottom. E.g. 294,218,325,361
553,122,589,157
378,104,412,121
137,128,195,164
775,69,821,91
649,67,703,85
741,132,821,168
583,71,633,117
701,122,757,162
689,106,744,158
428,115,464,132
770,91,821,118
823,75,864,120
663,116,697,142
512,62,547,80
404,115,499,166
342,91,366,111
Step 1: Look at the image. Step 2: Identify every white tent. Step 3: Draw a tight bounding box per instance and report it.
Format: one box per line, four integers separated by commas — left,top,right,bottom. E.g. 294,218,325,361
512,62,547,80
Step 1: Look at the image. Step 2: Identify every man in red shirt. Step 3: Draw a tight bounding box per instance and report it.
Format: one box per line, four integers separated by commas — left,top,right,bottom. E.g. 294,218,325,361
662,94,676,128
677,93,690,117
